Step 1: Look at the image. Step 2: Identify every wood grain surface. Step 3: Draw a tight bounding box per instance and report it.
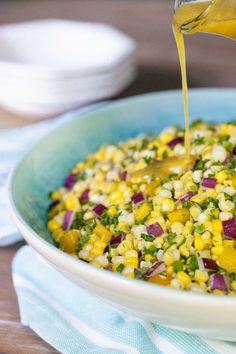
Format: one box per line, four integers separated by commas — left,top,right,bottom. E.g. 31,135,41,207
0,0,235,353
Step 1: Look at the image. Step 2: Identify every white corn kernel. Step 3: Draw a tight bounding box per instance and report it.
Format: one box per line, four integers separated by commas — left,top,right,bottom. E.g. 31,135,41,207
219,212,233,221
223,187,235,196
219,200,235,212
159,189,172,198
198,212,208,223
94,255,109,267
212,145,227,162
193,170,202,183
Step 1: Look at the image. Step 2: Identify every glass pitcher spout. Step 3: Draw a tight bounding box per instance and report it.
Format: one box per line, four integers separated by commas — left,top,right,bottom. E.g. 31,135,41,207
174,0,236,41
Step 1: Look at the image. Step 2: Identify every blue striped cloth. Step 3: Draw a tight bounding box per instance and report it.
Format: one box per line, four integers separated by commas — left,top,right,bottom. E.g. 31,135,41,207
13,245,236,354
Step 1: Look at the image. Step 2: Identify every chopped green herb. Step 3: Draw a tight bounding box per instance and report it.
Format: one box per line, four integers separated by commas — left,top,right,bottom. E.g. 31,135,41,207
209,208,219,220
167,233,177,245
77,171,87,181
195,224,205,235
143,156,154,165
116,264,125,273
173,260,184,273
143,245,157,256
232,193,236,205
134,269,143,279
162,150,169,159
195,159,209,170
141,233,155,242
71,211,86,228
190,119,203,128
140,138,149,150
194,136,205,145
77,234,90,251
187,256,199,272
183,200,192,209
100,212,119,226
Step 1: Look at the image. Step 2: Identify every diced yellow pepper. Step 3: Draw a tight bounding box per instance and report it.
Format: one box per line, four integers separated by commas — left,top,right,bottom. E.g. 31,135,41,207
232,175,236,189
60,230,80,253
146,180,160,196
218,247,236,273
134,202,151,223
94,224,112,241
168,209,190,223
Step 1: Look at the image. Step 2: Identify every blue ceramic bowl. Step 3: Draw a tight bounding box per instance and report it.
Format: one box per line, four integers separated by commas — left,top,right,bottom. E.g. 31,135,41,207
8,88,236,340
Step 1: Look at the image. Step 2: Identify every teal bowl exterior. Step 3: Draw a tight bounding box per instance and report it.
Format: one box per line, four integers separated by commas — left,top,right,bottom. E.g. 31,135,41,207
8,88,236,340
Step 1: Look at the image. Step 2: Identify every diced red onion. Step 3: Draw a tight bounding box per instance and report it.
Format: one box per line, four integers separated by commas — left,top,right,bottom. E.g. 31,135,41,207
131,192,145,204
179,191,195,203
63,210,75,231
80,189,90,203
209,274,229,292
147,222,164,237
93,204,107,216
64,174,76,189
110,234,125,246
198,257,218,271
223,218,236,239
120,171,128,181
167,137,184,148
144,261,166,278
201,178,217,189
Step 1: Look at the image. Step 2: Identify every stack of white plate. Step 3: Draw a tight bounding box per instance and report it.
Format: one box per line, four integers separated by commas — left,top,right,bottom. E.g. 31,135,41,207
0,19,136,118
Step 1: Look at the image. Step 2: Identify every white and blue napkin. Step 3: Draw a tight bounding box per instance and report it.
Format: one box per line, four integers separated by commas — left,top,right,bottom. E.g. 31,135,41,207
13,245,236,354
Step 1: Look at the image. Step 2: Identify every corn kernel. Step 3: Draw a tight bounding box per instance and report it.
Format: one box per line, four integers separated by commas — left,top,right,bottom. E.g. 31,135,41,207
176,271,191,288
179,244,189,258
117,240,133,255
216,171,228,184
124,257,139,268
146,180,161,196
163,251,174,266
194,235,205,251
48,219,61,232
145,254,155,262
64,194,80,211
107,206,117,217
166,266,174,275
194,270,209,283
212,220,222,233
51,191,61,201
162,199,175,213
232,281,236,291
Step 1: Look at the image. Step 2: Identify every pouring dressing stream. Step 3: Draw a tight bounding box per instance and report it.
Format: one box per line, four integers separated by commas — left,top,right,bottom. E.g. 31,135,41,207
131,0,236,181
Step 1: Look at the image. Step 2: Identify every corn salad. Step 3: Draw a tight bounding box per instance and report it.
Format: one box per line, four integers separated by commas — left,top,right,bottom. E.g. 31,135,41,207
48,120,236,295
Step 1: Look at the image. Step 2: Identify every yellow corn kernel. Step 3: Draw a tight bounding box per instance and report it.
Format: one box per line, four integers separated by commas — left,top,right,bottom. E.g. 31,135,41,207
163,252,174,266
94,224,112,242
107,206,117,217
117,240,133,255
93,239,107,250
125,250,138,258
179,244,189,258
117,221,128,232
231,281,236,291
194,235,205,251
48,219,61,232
216,170,228,184
159,131,174,144
162,198,175,213
212,220,222,233
232,175,236,189
52,228,64,242
146,180,161,196
144,254,155,262
60,230,80,253
64,194,80,211
213,289,225,295
191,193,207,204
124,257,139,268
90,261,102,268
168,209,190,223
134,202,151,223
51,191,61,201
176,271,191,288
88,234,100,244
211,246,223,256
203,221,213,233
194,270,209,283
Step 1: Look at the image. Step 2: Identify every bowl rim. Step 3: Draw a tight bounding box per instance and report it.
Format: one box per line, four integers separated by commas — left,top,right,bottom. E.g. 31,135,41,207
7,87,236,306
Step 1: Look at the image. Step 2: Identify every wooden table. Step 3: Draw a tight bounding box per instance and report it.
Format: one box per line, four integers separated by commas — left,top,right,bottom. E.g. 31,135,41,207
0,0,235,352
